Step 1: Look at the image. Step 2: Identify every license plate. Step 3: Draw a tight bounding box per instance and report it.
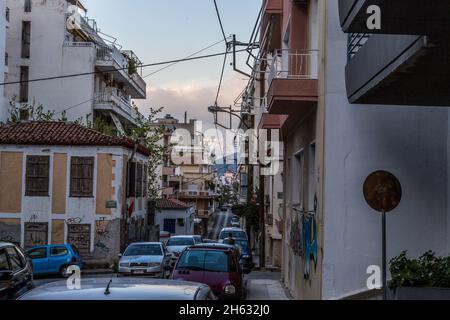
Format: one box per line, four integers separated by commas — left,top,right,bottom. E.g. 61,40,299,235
133,270,145,274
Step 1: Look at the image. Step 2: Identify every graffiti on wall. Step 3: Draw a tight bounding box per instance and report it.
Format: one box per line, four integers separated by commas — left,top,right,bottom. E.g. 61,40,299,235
24,223,48,248
303,196,318,280
94,220,111,256
67,224,91,255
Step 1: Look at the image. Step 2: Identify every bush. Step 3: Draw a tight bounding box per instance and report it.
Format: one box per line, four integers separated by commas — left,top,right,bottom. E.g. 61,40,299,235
389,251,450,290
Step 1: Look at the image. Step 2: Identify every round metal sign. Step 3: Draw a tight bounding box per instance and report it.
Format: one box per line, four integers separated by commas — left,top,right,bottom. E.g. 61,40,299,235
363,171,402,213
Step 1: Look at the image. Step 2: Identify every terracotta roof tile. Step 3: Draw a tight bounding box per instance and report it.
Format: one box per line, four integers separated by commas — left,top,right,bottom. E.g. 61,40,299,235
156,198,192,209
0,121,151,156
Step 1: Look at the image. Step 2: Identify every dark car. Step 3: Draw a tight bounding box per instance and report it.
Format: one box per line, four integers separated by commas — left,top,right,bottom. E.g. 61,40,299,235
234,239,254,270
0,242,34,300
19,277,217,300
171,243,250,300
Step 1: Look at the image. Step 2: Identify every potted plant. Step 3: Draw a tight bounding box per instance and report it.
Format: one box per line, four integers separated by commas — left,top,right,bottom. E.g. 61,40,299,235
389,251,450,300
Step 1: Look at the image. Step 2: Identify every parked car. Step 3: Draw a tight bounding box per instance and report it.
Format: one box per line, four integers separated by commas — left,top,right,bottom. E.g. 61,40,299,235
18,277,217,300
26,244,82,277
0,242,34,300
166,236,200,265
202,239,218,244
171,243,250,300
230,216,240,228
218,227,248,242
118,242,172,278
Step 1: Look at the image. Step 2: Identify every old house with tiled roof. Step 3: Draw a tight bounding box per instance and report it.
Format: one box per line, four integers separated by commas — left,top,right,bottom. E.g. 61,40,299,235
155,198,195,237
0,121,152,266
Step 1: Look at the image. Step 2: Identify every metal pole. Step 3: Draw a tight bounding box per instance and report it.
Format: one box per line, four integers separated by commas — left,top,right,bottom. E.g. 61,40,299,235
382,210,387,300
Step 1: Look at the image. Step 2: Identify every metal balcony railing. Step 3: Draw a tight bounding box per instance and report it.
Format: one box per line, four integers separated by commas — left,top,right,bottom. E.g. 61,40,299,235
94,89,135,118
268,49,319,86
347,33,371,61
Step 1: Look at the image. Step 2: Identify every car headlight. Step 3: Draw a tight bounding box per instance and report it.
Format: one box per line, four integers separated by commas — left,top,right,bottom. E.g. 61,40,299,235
119,263,129,267
224,284,236,295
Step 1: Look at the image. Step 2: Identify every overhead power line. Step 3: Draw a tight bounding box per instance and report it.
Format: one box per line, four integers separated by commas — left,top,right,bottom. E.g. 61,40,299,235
0,47,256,86
213,0,228,43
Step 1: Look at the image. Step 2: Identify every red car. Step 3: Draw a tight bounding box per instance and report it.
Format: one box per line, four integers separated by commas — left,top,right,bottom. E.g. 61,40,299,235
170,243,250,300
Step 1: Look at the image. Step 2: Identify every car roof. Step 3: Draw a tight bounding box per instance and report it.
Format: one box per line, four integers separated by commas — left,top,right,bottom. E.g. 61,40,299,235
189,243,237,250
126,242,162,246
220,227,245,232
0,242,14,248
19,278,210,300
169,235,196,238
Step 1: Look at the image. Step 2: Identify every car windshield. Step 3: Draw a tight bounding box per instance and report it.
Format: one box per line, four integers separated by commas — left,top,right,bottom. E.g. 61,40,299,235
167,238,195,246
124,244,162,256
219,230,247,240
176,250,236,273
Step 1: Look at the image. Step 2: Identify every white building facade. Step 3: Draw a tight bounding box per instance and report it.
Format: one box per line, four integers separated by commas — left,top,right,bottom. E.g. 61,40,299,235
4,0,146,130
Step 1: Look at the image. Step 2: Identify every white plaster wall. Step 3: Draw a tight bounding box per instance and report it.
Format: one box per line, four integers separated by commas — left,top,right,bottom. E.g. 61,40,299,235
0,144,149,252
155,208,194,236
322,0,450,299
0,1,6,122
5,0,95,123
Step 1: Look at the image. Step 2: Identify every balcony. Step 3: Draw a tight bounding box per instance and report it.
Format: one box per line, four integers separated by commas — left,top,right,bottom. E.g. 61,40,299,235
261,0,282,51
94,90,138,124
267,49,318,117
96,46,146,99
197,209,214,219
258,114,288,130
339,0,450,35
176,190,217,199
345,34,450,106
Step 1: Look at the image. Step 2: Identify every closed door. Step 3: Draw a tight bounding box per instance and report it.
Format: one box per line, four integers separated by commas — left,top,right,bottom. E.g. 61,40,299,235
164,219,176,234
49,246,70,273
27,247,48,274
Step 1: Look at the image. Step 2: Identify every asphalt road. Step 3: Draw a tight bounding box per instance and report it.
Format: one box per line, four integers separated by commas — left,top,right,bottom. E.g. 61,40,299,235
207,209,233,240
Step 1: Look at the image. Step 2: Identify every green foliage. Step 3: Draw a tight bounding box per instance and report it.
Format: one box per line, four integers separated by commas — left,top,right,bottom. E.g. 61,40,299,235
232,203,259,233
218,184,238,207
128,58,138,76
389,251,450,290
5,97,66,124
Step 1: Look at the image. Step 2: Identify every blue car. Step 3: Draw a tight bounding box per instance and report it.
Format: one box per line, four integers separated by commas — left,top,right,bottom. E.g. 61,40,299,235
234,239,254,270
26,244,83,277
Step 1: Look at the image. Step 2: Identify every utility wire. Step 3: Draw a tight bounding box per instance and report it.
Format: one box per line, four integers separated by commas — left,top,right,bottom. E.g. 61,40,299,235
142,38,229,79
0,48,255,86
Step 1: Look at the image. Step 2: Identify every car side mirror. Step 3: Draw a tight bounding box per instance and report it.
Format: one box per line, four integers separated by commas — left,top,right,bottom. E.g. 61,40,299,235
0,270,14,281
118,253,123,258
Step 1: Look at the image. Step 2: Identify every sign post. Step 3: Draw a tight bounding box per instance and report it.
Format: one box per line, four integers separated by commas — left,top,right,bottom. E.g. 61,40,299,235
363,170,402,300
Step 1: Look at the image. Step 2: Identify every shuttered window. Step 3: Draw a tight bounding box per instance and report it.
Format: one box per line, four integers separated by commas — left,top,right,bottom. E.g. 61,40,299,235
70,157,94,197
136,163,143,197
127,162,136,197
25,156,50,196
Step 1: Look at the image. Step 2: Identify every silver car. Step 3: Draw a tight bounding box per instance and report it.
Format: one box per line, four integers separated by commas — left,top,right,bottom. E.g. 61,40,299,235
18,278,217,300
166,236,200,266
118,242,172,277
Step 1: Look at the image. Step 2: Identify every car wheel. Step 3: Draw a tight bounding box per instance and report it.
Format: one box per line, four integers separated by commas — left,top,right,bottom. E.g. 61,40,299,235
60,265,69,278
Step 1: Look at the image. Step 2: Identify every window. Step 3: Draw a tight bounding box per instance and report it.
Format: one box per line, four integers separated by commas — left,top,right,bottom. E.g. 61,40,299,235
25,156,50,197
24,0,32,12
21,21,31,58
19,66,29,103
5,247,24,271
70,157,94,197
163,219,176,234
293,150,304,208
51,247,68,257
127,162,136,197
0,250,9,271
136,163,143,197
27,247,47,259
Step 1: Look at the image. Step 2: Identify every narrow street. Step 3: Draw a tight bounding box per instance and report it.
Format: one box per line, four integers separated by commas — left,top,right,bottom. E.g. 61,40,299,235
207,209,232,240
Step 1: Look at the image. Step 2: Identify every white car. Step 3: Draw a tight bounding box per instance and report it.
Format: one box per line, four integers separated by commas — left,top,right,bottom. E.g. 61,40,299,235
118,242,172,278
166,236,202,265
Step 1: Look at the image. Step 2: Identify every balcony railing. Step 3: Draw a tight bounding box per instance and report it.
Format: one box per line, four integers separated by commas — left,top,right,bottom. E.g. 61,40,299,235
176,190,217,197
94,90,136,119
268,49,319,86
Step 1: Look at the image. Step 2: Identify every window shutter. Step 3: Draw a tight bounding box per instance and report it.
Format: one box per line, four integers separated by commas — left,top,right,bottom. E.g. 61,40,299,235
25,155,50,196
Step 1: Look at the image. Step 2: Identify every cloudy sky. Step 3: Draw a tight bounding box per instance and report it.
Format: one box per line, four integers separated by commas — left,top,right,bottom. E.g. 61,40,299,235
83,0,261,128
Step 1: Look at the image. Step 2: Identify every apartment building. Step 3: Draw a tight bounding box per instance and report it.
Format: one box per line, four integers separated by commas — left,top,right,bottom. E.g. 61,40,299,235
0,3,8,122
0,121,150,266
150,114,218,237
4,0,146,131
245,0,450,300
